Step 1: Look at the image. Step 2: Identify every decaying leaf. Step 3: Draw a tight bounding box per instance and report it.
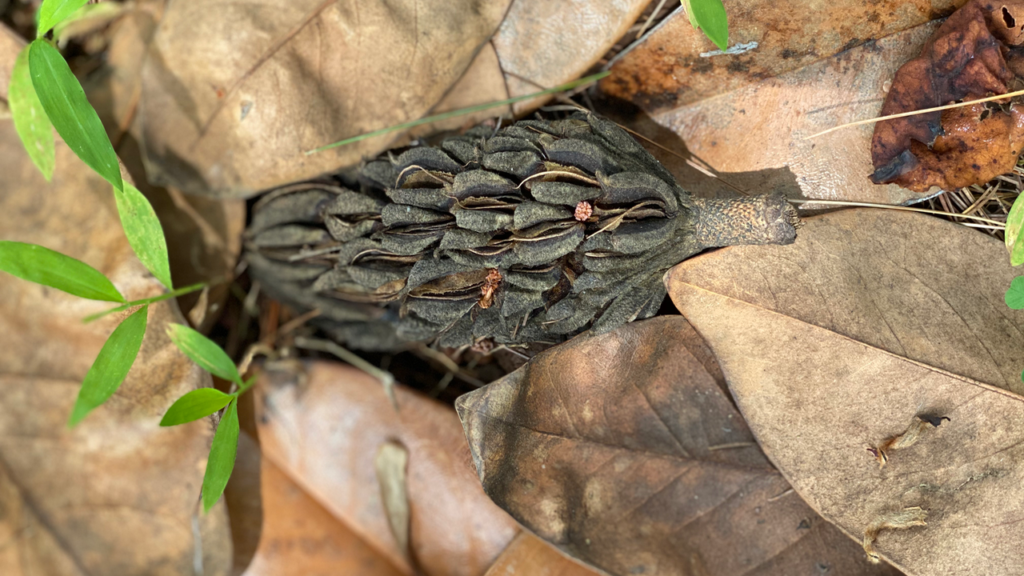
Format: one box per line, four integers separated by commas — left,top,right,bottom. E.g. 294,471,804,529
375,441,411,563
456,316,900,576
667,209,1024,574
870,0,1024,192
240,434,405,576
482,533,603,576
255,360,520,576
600,4,961,205
0,30,230,574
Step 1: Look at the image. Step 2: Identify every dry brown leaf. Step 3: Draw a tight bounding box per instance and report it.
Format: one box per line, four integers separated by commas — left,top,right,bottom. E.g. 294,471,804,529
870,0,1024,191
254,360,519,576
456,316,900,576
667,209,1024,574
133,0,510,197
482,533,603,576
240,433,405,576
600,3,967,204
492,0,650,114
0,27,230,574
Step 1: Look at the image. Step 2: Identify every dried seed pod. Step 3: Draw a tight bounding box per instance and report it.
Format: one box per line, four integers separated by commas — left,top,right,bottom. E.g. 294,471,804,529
246,113,799,350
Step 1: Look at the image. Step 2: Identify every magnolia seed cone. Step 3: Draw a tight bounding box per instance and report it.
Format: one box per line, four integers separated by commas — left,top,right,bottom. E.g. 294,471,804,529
245,113,798,350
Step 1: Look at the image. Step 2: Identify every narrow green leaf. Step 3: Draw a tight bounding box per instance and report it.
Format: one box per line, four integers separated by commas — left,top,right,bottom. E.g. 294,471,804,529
114,183,172,289
0,240,124,302
1006,277,1024,310
201,398,239,513
1007,194,1024,266
37,0,89,37
10,45,55,180
160,388,234,427
166,324,242,385
682,0,729,51
68,305,148,426
28,39,123,192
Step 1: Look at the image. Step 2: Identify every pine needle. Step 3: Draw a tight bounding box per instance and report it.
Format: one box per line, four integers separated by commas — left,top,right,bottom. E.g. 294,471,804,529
805,88,1024,140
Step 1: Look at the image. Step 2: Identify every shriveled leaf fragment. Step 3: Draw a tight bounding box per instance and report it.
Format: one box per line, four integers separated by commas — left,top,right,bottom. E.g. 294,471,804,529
29,39,122,192
0,50,230,573
375,441,411,562
68,304,148,426
9,45,54,179
0,240,124,302
457,316,898,576
255,360,519,576
871,0,1024,191
114,183,173,290
667,209,1024,574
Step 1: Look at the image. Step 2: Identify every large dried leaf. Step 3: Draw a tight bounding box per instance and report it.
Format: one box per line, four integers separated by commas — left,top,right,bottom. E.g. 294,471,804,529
0,28,230,574
456,316,898,576
135,0,510,197
667,209,1024,575
254,360,519,576
600,2,965,205
240,434,405,576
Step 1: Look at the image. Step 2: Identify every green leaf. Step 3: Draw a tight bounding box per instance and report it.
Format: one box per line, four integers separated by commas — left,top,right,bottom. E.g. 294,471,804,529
1007,194,1024,266
166,324,242,385
114,183,172,289
160,388,234,427
681,0,729,51
37,0,89,37
201,397,239,513
68,304,148,426
1006,277,1024,310
9,45,55,180
0,240,124,302
28,39,123,192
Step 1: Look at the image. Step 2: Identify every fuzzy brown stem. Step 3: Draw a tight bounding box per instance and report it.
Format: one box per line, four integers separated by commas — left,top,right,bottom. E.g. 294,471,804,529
691,193,799,249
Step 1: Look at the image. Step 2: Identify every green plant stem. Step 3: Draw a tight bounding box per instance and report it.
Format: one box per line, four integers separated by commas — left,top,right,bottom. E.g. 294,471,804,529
83,281,206,323
305,71,611,155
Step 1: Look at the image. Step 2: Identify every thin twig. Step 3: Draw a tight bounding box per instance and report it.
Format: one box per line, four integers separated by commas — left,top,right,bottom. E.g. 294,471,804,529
294,336,399,410
788,199,1006,227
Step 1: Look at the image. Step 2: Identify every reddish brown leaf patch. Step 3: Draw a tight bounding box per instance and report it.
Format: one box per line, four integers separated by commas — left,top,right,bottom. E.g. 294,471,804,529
871,0,1024,191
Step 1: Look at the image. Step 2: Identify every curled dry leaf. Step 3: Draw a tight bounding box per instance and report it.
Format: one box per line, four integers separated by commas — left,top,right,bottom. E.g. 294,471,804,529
239,433,405,576
600,2,963,204
0,27,230,575
456,316,899,576
667,209,1024,575
871,0,1024,192
254,360,519,576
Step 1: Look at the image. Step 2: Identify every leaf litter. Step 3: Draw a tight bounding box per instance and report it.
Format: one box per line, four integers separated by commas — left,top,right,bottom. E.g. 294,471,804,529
666,209,1024,575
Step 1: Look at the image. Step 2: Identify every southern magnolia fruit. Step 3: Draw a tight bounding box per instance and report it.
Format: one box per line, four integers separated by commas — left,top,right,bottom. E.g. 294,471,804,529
246,113,798,350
